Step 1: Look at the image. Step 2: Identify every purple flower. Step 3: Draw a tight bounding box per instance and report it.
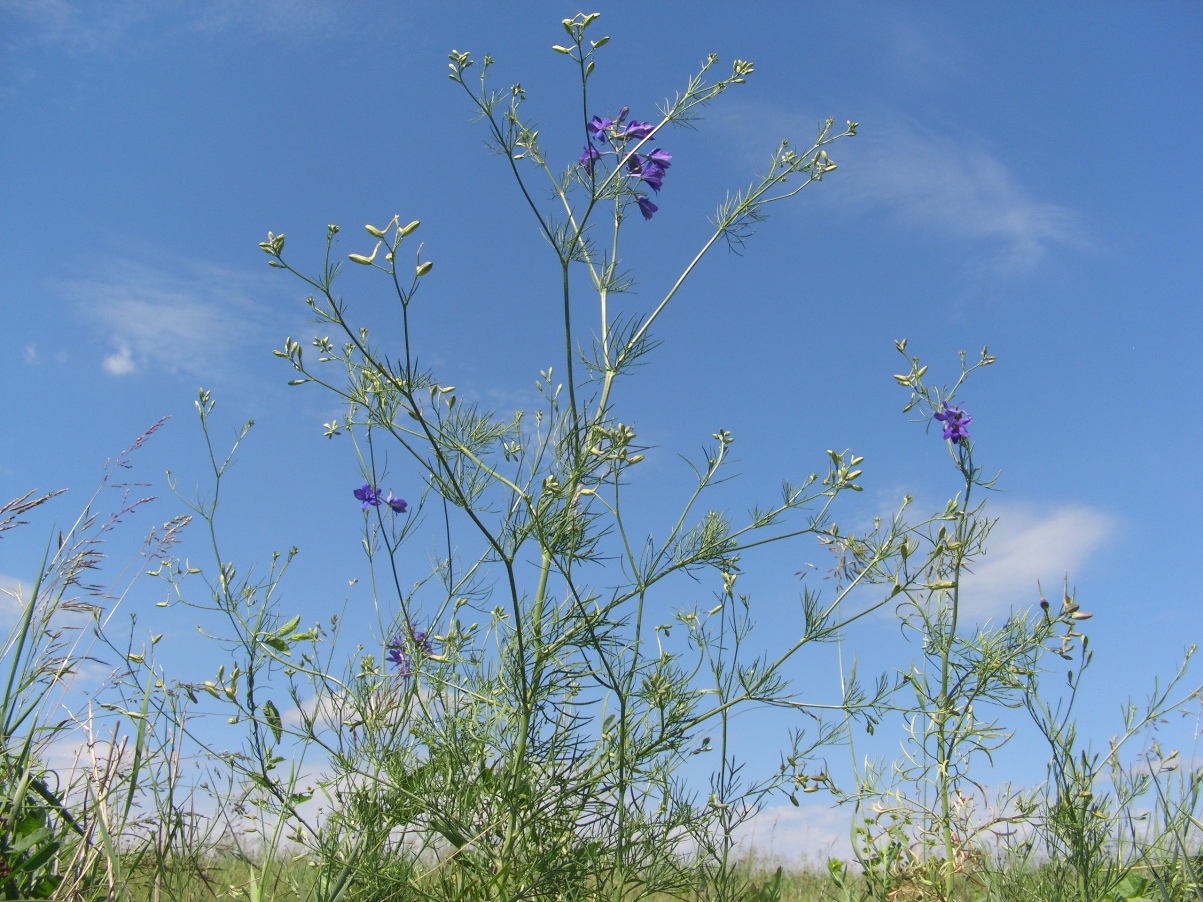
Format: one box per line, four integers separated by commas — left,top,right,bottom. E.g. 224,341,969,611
578,144,602,174
934,403,972,444
638,162,665,193
625,152,673,192
645,148,672,169
354,483,382,510
386,637,410,676
387,627,432,678
626,154,665,193
586,115,612,142
355,484,407,512
581,111,671,222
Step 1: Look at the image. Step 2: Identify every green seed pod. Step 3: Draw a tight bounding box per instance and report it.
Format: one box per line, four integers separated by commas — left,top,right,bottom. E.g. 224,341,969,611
348,241,381,265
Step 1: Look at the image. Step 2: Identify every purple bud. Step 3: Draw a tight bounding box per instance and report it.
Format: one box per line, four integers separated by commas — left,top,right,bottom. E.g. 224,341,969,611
637,195,658,220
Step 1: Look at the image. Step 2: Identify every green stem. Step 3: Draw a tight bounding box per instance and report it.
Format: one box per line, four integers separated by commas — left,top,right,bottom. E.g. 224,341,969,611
494,548,552,902
561,263,580,441
937,445,973,897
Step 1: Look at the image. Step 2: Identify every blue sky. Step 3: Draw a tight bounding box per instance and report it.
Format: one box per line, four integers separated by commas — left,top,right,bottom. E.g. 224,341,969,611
2,1,1201,858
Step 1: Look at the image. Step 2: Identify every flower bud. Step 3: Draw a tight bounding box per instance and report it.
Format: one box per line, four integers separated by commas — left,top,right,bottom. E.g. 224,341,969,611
416,261,433,277
400,220,420,237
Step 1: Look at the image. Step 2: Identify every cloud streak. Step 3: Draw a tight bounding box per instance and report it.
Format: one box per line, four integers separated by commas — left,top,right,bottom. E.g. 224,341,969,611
1,0,344,56
960,504,1114,617
718,102,1086,272
732,801,854,862
1,0,148,55
58,257,278,381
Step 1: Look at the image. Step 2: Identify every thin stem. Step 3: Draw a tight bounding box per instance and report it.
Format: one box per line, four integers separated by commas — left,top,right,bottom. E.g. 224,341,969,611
561,263,580,441
937,442,973,897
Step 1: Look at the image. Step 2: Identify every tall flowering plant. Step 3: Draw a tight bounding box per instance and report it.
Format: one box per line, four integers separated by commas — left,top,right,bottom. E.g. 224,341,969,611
257,12,971,902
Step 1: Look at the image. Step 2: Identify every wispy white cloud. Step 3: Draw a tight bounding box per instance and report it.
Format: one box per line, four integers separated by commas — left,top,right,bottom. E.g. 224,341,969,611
960,504,1115,617
181,0,342,40
57,257,278,380
876,18,968,90
102,343,135,375
2,0,346,56
732,801,853,863
19,342,67,366
1,0,149,54
717,102,1086,273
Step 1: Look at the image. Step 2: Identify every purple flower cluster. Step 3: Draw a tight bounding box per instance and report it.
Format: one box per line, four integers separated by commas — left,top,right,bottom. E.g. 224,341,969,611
387,628,432,678
354,483,407,513
934,403,972,444
578,106,672,220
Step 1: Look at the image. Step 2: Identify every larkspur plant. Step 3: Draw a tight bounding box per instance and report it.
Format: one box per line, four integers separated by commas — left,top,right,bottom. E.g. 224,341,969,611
261,11,888,901
254,13,1203,902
